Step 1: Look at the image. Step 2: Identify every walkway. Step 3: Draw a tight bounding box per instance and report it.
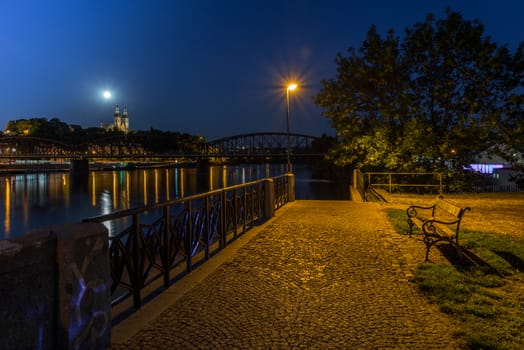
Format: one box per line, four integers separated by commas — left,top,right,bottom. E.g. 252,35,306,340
110,200,461,349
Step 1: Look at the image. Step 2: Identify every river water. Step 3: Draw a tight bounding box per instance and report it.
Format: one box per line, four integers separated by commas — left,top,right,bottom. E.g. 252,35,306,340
0,163,349,239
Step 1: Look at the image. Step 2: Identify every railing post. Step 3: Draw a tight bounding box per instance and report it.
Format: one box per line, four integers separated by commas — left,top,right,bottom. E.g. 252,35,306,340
186,202,193,273
233,191,238,238
220,190,227,249
286,173,295,202
263,178,275,220
132,213,142,309
204,197,210,260
242,187,247,234
251,184,256,224
389,173,392,193
162,206,170,288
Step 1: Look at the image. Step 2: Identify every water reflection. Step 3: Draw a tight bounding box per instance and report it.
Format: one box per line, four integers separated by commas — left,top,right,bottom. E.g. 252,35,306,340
0,163,348,239
4,178,10,235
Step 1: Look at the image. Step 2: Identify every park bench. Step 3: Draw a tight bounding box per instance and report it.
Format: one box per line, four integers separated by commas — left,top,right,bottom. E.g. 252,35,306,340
406,195,471,261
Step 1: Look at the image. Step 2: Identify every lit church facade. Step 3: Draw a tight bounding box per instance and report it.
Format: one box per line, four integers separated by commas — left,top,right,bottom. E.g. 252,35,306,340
100,105,129,133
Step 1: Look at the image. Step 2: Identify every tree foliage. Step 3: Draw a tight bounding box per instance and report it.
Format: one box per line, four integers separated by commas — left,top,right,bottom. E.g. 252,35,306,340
314,9,524,173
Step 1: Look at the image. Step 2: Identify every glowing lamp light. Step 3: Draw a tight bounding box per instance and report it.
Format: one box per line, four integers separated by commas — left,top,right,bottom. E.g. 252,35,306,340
285,83,298,173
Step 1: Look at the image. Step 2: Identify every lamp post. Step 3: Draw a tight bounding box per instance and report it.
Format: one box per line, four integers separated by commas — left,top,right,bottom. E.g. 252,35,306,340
285,83,297,173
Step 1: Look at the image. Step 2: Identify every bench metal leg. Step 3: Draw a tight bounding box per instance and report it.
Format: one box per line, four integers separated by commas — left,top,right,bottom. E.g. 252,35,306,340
424,238,463,262
407,218,414,238
424,243,432,261
423,236,432,261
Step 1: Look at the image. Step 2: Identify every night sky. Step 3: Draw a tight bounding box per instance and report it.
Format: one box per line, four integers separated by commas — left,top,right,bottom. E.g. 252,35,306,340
1,0,522,141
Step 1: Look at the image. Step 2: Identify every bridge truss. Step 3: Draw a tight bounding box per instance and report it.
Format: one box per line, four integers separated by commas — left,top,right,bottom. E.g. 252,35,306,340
0,136,147,159
0,132,321,160
209,132,319,157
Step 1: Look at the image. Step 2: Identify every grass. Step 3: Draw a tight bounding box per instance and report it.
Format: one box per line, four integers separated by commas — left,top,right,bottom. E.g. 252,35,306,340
386,195,524,350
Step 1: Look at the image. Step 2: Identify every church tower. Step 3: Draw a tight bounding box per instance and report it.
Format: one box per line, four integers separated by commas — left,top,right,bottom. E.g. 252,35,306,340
114,105,121,129
122,106,129,133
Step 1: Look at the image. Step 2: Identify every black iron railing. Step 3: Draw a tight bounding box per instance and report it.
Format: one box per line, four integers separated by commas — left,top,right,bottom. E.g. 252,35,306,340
83,174,292,309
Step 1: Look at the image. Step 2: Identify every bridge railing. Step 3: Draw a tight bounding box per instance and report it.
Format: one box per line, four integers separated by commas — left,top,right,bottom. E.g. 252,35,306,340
363,171,443,196
83,174,294,310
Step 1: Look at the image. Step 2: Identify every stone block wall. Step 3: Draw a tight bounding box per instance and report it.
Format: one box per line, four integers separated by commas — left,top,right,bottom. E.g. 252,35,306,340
0,223,111,349
0,231,57,348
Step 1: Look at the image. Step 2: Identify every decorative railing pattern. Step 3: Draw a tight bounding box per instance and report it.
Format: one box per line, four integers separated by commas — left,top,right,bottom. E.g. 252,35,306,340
83,175,292,309
274,174,290,209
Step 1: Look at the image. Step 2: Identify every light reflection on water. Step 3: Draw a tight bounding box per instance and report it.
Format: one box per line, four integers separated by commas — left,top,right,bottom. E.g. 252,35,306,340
0,163,348,239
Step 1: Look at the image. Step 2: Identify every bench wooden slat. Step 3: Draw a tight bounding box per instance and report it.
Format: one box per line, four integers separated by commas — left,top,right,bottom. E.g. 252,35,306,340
434,198,463,218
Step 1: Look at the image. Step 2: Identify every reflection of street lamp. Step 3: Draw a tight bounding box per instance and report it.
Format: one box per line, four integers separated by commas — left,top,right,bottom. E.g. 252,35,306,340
286,83,297,173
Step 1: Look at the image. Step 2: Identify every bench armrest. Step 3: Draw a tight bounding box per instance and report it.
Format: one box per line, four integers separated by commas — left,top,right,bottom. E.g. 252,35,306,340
422,218,460,237
406,204,435,218
423,217,460,226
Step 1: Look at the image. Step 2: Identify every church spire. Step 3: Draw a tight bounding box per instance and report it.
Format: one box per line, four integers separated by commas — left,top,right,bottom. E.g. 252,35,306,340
122,106,129,133
114,105,121,129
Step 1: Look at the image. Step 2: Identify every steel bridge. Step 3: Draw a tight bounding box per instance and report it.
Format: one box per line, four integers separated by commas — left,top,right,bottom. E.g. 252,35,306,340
209,132,319,157
0,132,320,160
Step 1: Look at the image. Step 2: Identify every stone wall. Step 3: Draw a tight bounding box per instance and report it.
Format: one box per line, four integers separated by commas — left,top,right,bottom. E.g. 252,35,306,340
0,223,111,349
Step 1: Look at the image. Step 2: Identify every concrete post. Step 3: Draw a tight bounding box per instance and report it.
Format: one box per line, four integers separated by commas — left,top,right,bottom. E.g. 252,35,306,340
54,223,111,349
287,173,295,202
0,223,111,350
0,231,57,349
263,178,275,220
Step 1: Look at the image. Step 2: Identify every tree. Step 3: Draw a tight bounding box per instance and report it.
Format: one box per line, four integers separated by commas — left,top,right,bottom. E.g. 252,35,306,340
314,9,524,173
5,118,33,135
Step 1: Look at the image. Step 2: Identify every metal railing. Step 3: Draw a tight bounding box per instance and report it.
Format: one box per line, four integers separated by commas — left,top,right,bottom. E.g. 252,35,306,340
84,174,292,309
364,172,443,195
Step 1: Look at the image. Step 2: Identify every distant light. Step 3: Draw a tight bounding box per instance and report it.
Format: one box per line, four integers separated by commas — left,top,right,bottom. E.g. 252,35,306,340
469,163,505,174
103,91,112,99
287,83,297,91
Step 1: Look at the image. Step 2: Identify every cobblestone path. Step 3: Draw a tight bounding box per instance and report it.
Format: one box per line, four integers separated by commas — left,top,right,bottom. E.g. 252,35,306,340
111,201,461,349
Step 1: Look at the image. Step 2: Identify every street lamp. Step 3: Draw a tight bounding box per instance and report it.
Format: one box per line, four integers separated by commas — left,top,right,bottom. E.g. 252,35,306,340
286,83,297,173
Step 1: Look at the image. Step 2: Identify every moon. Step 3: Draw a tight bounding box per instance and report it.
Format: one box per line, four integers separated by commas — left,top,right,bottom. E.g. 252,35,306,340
103,90,111,99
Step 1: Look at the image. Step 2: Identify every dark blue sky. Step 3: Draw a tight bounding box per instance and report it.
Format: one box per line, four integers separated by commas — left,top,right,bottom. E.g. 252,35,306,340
1,1,522,141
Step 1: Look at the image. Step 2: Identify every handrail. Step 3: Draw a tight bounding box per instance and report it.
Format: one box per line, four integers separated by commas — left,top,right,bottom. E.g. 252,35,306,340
364,171,443,195
83,179,265,223
83,174,292,310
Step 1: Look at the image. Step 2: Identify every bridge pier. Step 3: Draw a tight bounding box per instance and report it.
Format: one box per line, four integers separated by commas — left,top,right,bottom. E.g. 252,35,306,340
70,159,89,192
196,158,211,192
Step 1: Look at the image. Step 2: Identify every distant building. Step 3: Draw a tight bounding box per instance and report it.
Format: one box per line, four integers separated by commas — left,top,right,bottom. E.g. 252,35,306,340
469,145,523,190
470,145,523,174
100,105,129,133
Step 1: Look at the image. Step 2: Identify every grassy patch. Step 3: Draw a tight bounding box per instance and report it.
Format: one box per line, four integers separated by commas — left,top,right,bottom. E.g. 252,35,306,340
386,207,524,349
386,208,412,236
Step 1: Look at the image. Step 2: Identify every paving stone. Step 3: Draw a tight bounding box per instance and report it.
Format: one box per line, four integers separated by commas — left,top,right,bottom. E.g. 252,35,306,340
110,201,463,349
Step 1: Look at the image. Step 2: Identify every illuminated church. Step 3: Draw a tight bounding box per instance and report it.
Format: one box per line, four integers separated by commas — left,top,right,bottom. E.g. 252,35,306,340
100,105,129,133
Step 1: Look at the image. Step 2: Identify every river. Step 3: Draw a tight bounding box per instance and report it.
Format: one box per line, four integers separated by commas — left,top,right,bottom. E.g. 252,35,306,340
0,163,349,239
